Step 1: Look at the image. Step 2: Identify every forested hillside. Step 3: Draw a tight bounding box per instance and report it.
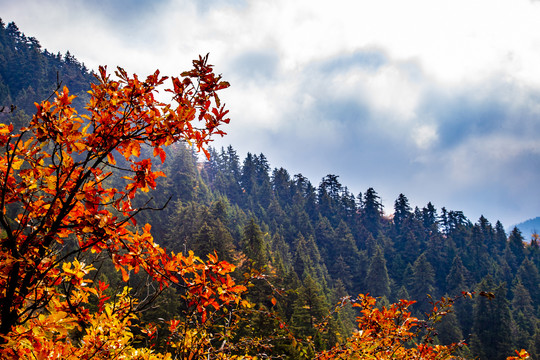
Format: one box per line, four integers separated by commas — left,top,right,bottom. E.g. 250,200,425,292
0,19,94,124
141,142,539,359
1,20,539,359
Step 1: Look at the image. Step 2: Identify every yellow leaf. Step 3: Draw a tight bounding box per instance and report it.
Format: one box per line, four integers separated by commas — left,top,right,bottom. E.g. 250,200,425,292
131,142,141,157
0,124,10,135
81,122,91,134
73,142,87,151
11,158,24,170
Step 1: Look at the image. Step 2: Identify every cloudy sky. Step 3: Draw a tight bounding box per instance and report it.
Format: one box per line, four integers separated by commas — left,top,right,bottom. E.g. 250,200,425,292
2,0,540,229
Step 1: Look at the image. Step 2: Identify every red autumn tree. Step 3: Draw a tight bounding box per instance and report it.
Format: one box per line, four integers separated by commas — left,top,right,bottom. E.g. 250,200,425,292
0,55,257,359
315,293,530,360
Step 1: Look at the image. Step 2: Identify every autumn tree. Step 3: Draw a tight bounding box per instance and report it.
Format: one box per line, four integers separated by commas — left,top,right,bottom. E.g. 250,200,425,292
316,293,468,360
0,55,266,359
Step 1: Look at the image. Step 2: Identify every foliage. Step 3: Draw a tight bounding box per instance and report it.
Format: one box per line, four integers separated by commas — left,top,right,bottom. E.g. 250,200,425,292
0,55,247,359
316,293,530,360
1,20,538,359
316,293,467,360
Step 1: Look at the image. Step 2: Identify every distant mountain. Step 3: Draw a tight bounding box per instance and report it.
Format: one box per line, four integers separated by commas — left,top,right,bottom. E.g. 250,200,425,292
512,217,540,240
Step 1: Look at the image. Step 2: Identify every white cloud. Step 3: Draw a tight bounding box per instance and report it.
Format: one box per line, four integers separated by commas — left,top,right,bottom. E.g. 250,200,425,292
3,0,540,225
412,124,438,149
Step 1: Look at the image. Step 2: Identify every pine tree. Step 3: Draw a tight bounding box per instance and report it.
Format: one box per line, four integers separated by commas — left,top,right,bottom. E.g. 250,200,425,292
425,230,454,292
361,187,383,236
318,174,342,227
293,174,319,221
516,258,540,309
167,143,208,203
365,246,391,299
272,167,293,208
422,202,438,230
314,216,336,259
253,153,272,210
395,285,410,302
393,193,412,234
531,326,540,360
446,255,471,296
472,276,514,360
242,218,269,269
408,253,436,315
465,222,491,281
507,227,526,271
290,275,329,348
436,309,464,345
494,220,508,255
329,221,362,289
511,282,536,352
445,255,474,337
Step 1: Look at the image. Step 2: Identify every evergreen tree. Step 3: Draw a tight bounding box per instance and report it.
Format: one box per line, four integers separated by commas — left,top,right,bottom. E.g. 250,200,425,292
240,152,257,200
290,275,330,350
446,255,474,336
395,285,410,302
464,222,491,281
531,326,540,360
408,253,436,315
507,227,526,271
292,234,328,286
365,246,391,299
529,234,540,270
253,153,272,210
340,186,357,223
471,277,514,360
436,310,464,345
242,218,269,269
206,145,243,203
422,202,438,230
167,142,208,203
318,174,342,226
329,221,362,288
361,187,383,236
193,221,235,261
314,215,336,259
446,255,471,296
272,167,293,208
511,282,536,352
425,230,454,292
516,258,540,309
393,193,412,233
494,220,508,254
225,146,242,188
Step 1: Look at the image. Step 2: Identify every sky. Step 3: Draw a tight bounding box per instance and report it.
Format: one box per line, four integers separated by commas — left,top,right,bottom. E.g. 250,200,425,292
2,0,540,229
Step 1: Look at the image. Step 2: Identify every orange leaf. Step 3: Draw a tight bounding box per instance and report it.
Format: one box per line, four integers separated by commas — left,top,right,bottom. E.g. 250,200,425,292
120,267,129,282
107,153,116,165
